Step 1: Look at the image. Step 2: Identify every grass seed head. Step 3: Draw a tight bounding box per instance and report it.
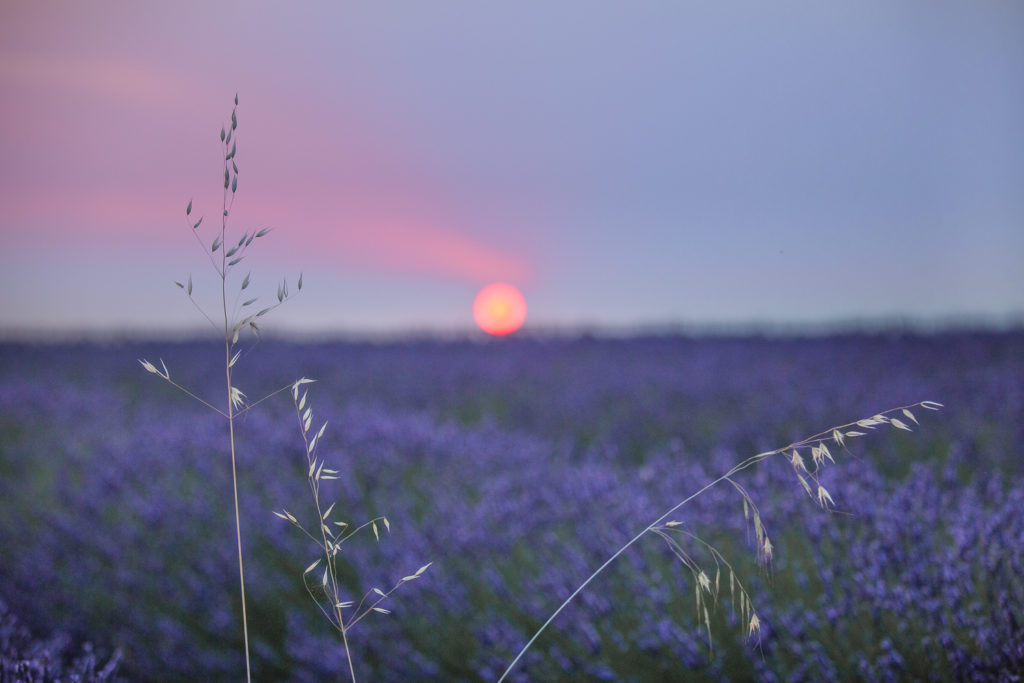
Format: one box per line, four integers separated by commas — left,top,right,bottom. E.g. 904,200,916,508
816,485,835,510
791,449,807,471
748,613,761,638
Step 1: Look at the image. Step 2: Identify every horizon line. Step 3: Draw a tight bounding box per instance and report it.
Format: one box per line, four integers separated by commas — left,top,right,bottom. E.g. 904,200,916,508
1,312,1022,344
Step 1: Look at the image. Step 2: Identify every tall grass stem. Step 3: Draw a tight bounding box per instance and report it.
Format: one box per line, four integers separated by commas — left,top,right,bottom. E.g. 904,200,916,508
226,351,252,683
221,125,252,682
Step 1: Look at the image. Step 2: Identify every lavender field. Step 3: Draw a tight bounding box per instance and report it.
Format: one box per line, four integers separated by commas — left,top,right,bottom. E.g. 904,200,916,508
1,331,1022,681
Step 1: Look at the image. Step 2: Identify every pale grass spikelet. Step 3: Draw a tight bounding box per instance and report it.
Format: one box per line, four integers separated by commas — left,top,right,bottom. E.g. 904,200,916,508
796,473,813,497
790,449,807,472
138,358,169,380
229,386,246,411
748,613,761,639
816,484,835,510
890,417,913,431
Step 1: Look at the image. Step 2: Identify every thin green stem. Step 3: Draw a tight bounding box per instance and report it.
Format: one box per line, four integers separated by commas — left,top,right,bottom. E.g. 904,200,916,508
185,292,221,333
188,216,223,278
303,579,344,635
345,576,411,630
235,382,294,417
496,473,731,682
290,520,328,549
158,376,227,418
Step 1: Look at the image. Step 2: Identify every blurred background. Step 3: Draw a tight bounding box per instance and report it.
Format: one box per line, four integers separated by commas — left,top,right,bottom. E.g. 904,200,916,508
2,4,1024,680
1,0,1022,339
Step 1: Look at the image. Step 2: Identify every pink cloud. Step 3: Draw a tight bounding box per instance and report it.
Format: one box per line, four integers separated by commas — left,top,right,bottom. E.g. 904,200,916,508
1,183,533,286
0,56,187,108
0,50,533,287
0,187,186,246
225,191,533,284
325,215,532,285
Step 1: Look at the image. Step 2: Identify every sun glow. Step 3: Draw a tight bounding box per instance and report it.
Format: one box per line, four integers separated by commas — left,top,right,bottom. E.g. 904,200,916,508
473,283,527,336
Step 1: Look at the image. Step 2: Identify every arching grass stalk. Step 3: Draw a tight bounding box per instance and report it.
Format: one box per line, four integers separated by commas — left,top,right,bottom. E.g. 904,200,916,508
498,400,943,681
140,94,301,682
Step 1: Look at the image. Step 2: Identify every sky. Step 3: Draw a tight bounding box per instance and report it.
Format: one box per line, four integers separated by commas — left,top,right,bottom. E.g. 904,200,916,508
1,1,1022,338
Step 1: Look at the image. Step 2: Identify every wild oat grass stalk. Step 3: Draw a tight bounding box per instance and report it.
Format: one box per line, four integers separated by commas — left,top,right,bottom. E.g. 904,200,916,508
142,95,428,682
274,381,430,683
140,94,301,682
498,400,943,681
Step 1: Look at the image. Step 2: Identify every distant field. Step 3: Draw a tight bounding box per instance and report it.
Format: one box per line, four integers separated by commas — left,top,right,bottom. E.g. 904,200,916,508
1,332,1021,681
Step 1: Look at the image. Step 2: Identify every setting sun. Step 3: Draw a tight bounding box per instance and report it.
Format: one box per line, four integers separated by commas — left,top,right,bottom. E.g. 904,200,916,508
473,283,527,336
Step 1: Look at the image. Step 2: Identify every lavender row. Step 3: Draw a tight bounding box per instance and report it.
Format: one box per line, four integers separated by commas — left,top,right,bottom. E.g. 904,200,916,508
0,332,1020,680
0,598,123,682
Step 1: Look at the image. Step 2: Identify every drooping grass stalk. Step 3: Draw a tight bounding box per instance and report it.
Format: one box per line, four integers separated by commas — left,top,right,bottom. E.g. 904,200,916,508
498,400,943,681
140,94,302,682
274,381,431,683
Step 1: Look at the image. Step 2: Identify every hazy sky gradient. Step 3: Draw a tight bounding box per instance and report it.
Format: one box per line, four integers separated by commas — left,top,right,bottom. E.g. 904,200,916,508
1,1,1022,336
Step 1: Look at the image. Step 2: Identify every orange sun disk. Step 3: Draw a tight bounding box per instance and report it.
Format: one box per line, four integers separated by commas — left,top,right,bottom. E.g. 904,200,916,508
473,283,527,336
